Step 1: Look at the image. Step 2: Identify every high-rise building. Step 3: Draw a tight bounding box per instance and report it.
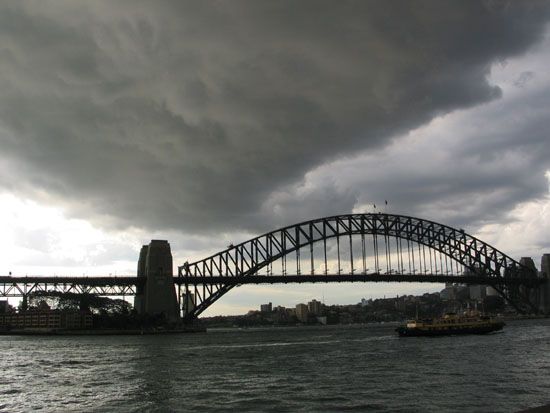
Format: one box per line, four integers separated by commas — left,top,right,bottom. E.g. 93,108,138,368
308,299,322,315
295,303,309,322
260,302,272,313
469,285,486,301
440,285,455,301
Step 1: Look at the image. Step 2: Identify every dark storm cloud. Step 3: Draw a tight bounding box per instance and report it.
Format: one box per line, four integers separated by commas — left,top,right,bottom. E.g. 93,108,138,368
277,78,550,232
0,1,549,234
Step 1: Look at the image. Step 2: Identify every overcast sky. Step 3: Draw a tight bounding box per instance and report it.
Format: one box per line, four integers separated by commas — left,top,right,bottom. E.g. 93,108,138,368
1,1,550,315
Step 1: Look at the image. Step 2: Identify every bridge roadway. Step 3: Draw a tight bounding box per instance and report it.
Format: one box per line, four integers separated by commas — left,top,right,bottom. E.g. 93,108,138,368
0,276,143,286
174,274,542,286
0,273,542,298
0,276,143,297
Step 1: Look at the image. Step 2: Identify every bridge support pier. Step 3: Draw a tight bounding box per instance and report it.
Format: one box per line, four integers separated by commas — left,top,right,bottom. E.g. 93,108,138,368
538,280,550,315
134,246,148,314
134,240,179,322
538,254,550,314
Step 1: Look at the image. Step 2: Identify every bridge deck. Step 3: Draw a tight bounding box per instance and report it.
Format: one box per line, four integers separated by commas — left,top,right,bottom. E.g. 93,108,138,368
175,274,543,286
0,276,143,286
0,272,541,290
0,276,143,298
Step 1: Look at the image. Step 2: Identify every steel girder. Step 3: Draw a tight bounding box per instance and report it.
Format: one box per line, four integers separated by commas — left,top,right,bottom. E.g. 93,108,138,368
179,213,541,320
174,274,543,286
0,276,142,298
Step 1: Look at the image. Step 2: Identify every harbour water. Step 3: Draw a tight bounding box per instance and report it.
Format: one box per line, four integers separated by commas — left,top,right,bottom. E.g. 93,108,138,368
1,318,549,412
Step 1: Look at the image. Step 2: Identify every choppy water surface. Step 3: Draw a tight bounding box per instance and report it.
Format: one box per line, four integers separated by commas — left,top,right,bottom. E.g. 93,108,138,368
1,319,549,412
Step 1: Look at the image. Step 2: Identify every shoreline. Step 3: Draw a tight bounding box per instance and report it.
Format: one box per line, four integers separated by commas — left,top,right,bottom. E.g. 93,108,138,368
204,315,549,331
3,315,546,335
0,326,206,336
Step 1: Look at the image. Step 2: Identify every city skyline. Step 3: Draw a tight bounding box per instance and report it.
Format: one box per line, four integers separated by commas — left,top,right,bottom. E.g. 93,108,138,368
1,2,550,315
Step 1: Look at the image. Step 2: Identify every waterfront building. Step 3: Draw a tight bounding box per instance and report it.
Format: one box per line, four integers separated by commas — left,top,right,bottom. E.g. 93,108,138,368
295,303,309,322
440,284,456,301
260,302,272,313
308,299,322,315
469,285,486,301
440,283,469,301
395,296,407,312
0,310,92,330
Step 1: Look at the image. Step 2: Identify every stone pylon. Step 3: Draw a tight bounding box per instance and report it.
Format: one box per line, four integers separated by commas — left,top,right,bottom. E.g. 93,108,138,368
134,240,180,321
133,245,148,314
518,257,540,311
540,254,550,314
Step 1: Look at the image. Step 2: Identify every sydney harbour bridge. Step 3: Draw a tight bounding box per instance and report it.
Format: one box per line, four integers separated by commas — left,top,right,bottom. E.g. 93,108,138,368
1,213,548,321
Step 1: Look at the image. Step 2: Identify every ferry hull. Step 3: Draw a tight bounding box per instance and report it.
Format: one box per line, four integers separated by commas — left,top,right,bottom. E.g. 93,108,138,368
396,322,505,337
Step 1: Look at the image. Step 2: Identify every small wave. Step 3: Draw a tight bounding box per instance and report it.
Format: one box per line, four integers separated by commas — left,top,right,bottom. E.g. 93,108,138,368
338,403,388,411
317,395,350,402
181,339,343,351
82,381,115,388
349,335,396,342
60,360,88,366
178,334,396,352
0,388,21,395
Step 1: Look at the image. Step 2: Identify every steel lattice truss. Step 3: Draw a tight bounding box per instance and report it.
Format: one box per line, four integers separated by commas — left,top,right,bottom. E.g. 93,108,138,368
0,276,141,298
178,213,542,320
0,214,542,319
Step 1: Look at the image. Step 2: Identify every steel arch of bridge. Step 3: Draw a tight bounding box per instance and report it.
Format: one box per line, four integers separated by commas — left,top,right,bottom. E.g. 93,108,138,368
178,213,540,320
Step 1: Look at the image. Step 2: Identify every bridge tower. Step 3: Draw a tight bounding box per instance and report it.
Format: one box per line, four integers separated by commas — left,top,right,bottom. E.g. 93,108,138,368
540,254,550,314
134,245,148,314
134,240,179,321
